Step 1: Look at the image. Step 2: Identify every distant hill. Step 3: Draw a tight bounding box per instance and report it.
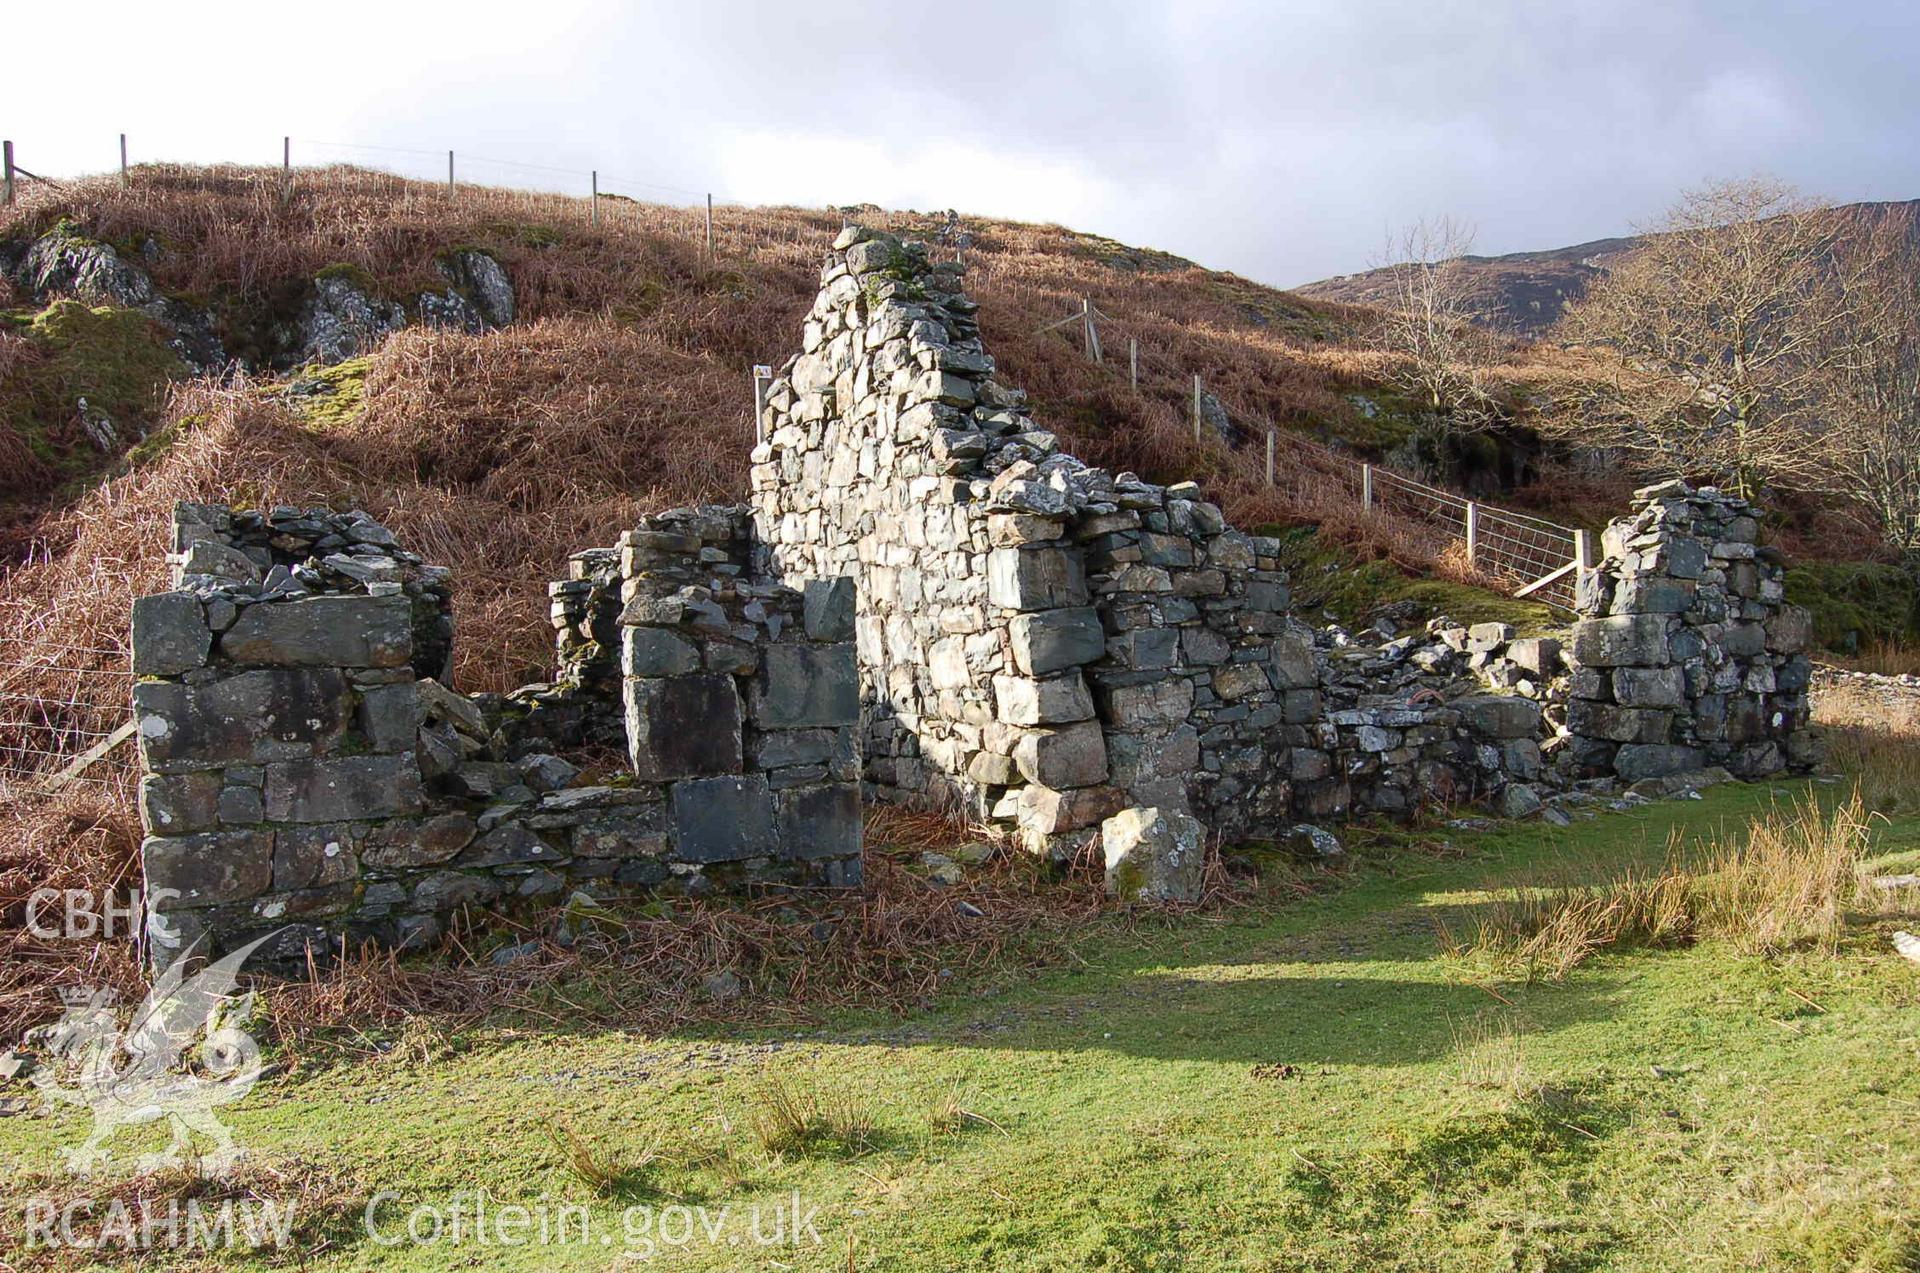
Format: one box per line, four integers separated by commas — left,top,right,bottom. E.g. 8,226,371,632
1297,200,1920,336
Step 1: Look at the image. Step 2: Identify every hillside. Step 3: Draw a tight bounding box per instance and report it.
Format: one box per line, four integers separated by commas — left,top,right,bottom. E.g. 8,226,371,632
1296,199,1920,336
0,164,1589,702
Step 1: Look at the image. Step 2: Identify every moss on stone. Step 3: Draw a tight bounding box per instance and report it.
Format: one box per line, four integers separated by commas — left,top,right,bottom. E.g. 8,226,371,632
127,411,207,467
314,261,383,294
277,357,372,430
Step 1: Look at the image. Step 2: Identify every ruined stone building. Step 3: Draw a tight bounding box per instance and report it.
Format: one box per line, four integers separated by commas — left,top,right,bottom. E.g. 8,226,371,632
129,228,1818,963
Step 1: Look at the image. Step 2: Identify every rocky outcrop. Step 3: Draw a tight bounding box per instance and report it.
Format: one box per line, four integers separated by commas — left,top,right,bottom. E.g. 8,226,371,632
293,273,407,365
286,251,515,365
5,222,516,374
12,223,228,372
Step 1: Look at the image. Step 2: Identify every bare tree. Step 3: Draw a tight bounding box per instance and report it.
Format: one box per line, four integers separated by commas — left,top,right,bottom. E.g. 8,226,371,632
1371,218,1501,441
1813,211,1920,577
1553,178,1844,497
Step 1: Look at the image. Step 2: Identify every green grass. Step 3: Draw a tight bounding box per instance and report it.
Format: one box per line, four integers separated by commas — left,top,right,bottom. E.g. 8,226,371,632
5,781,1918,1269
1787,560,1920,655
1268,523,1564,634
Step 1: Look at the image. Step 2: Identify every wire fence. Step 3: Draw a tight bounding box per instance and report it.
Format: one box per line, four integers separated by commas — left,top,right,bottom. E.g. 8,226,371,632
0,641,136,800
1037,300,1593,610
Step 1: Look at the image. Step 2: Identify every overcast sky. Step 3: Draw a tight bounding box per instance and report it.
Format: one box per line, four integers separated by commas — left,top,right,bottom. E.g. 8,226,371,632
11,1,1920,287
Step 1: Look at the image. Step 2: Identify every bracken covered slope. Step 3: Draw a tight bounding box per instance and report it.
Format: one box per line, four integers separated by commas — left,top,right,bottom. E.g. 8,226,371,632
2,163,1572,701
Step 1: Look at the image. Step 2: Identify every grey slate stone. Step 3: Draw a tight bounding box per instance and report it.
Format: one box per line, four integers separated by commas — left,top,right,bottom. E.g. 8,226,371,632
131,593,211,676
621,627,701,676
803,577,856,641
775,783,862,860
1614,743,1706,782
221,594,413,668
751,644,858,728
1570,614,1670,667
992,672,1095,725
139,772,221,835
455,823,563,868
1013,720,1108,788
987,546,1088,610
263,754,423,822
1613,665,1686,708
1454,695,1543,740
1009,607,1105,675
271,823,358,891
1568,700,1673,744
143,831,273,908
357,681,420,752
670,774,777,862
1102,806,1204,902
572,807,668,858
217,784,264,826
410,871,504,915
134,669,352,768
627,674,743,780
358,813,477,868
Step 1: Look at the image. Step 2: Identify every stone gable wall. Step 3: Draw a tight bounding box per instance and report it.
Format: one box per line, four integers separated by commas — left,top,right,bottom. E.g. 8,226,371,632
748,227,1312,854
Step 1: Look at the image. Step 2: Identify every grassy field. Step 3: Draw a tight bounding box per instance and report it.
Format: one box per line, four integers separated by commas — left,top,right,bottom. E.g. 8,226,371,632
4,778,1918,1271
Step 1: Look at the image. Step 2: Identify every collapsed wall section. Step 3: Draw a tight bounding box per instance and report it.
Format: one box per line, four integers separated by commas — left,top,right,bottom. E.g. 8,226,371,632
749,228,1313,853
133,502,859,966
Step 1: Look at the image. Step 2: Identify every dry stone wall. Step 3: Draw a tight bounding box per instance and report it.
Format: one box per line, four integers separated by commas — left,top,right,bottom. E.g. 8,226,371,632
749,227,1312,855
133,503,859,967
1566,481,1817,782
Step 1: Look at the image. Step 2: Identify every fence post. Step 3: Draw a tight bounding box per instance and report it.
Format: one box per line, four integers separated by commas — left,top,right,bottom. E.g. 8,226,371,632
3,141,13,207
1361,463,1374,513
119,133,128,182
1573,529,1596,596
751,364,773,443
591,171,599,226
1081,297,1103,364
1265,429,1275,487
282,136,290,177
447,150,455,196
1128,338,1138,391
705,194,714,263
1465,502,1481,567
1191,374,1203,444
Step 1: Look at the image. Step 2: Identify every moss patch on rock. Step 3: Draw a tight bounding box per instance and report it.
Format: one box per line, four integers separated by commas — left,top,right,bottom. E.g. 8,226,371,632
275,356,372,430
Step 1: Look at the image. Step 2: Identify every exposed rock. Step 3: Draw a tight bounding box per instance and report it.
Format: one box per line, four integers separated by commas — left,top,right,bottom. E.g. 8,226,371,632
1102,806,1205,902
295,272,406,365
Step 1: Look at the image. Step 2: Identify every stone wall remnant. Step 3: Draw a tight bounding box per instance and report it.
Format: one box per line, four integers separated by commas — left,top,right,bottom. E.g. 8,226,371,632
132,233,1827,967
134,502,859,968
1565,480,1817,781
